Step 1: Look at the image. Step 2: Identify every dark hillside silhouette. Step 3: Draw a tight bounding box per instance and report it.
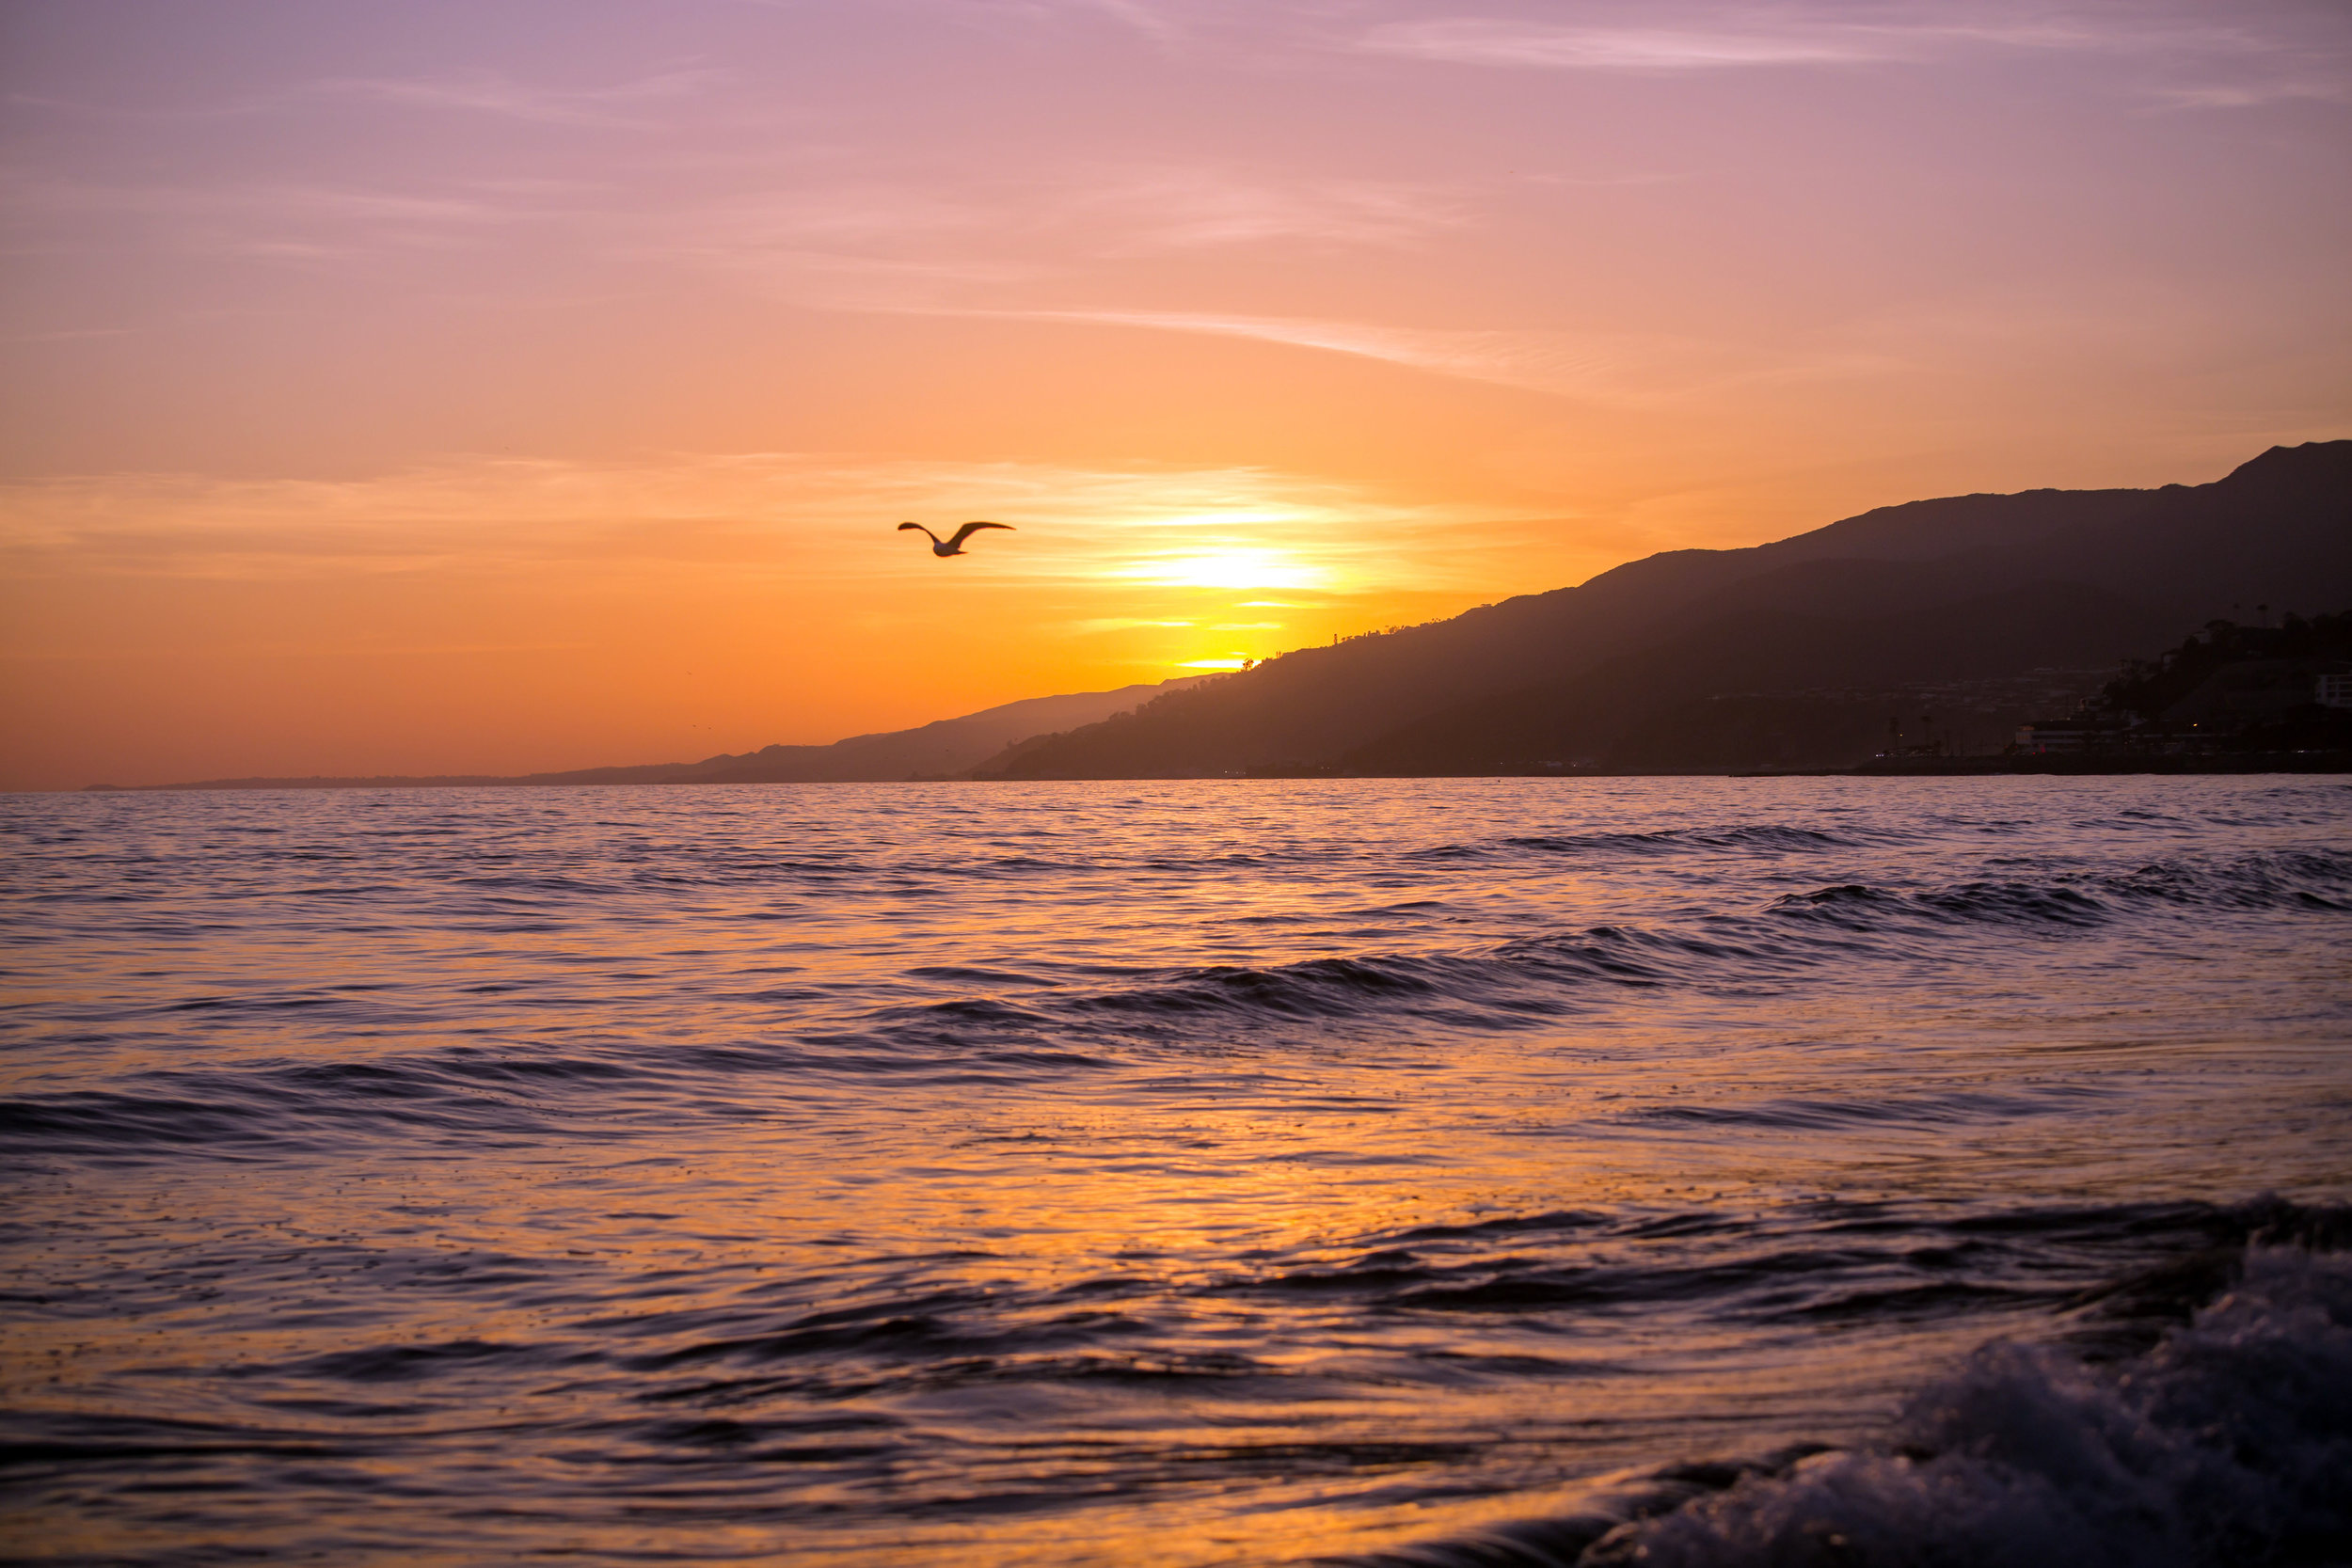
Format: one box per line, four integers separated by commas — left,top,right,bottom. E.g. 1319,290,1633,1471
622,678,1207,784
1347,581,2161,773
984,441,2352,776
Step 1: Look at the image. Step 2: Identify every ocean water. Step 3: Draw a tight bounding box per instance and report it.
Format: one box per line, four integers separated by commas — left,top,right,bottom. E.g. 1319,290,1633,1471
2,776,2348,1567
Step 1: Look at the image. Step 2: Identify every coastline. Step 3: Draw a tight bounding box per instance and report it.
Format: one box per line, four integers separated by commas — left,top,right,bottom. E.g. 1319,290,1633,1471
66,750,2352,792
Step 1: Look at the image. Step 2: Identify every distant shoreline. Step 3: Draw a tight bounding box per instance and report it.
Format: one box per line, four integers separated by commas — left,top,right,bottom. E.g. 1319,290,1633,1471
71,751,2352,792
1842,752,2352,777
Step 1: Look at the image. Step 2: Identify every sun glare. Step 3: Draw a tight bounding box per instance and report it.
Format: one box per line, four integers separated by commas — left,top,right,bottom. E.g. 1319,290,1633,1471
1131,550,1329,591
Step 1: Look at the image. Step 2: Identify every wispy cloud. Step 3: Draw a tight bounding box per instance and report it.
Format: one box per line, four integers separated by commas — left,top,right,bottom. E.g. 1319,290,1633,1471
1359,19,1888,71
0,326,133,345
1074,168,1454,251
302,67,727,127
944,306,1887,404
0,453,1525,592
645,166,1456,307
683,166,1452,257
3,151,1453,319
1353,4,2352,101
1065,0,1184,42
0,166,565,263
6,64,731,132
2158,78,2346,108
1067,617,1199,632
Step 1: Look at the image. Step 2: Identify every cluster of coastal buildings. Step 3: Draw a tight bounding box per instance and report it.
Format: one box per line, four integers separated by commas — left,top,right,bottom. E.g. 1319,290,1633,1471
2012,662,2352,756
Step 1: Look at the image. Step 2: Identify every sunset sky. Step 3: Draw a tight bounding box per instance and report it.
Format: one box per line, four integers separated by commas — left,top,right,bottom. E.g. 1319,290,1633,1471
3,0,2347,789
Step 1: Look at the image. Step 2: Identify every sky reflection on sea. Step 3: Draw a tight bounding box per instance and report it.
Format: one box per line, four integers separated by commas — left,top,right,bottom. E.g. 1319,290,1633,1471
3,778,2348,1564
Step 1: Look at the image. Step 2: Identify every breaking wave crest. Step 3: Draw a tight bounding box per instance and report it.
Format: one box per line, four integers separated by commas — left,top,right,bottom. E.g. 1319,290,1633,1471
1332,1219,2352,1568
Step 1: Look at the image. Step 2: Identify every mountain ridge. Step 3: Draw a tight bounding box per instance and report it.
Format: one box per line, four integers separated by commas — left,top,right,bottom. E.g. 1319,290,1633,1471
981,441,2352,777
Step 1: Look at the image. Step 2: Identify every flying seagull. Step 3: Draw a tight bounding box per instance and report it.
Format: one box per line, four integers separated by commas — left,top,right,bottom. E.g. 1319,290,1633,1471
899,521,1014,558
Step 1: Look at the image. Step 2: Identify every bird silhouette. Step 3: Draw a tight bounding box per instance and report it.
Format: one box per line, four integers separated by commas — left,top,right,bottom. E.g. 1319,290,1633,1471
899,521,1014,558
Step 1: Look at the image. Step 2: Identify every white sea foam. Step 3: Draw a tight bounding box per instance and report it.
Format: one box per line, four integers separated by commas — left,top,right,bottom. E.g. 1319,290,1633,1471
1578,1245,2352,1566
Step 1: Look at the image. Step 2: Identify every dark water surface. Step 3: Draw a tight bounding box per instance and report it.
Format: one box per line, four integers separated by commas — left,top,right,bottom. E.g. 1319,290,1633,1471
3,777,2348,1565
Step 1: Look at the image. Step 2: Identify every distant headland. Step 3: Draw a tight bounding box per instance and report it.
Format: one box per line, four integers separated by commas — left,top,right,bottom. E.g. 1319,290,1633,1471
92,680,1209,793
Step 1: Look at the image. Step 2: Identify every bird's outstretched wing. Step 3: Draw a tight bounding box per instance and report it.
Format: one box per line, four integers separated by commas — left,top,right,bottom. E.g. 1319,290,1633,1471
897,521,932,535
945,521,1013,550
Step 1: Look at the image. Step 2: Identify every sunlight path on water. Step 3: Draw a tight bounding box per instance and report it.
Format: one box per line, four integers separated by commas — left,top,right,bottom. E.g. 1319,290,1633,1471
2,778,2349,1564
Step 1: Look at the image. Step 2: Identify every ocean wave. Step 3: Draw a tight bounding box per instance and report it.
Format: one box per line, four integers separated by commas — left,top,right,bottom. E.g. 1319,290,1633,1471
1515,826,1882,855
1411,824,1888,863
1326,1213,2352,1568
6,847,2343,1164
1770,847,2352,929
1231,1200,2118,1327
1018,847,2352,1037
0,1053,616,1162
1627,1088,2102,1133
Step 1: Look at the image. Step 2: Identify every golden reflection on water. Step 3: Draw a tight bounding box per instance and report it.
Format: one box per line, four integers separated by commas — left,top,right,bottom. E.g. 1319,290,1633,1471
7,780,2351,1564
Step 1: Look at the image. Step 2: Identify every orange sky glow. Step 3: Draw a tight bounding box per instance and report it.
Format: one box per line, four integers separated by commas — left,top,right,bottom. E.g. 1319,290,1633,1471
3,0,2348,789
